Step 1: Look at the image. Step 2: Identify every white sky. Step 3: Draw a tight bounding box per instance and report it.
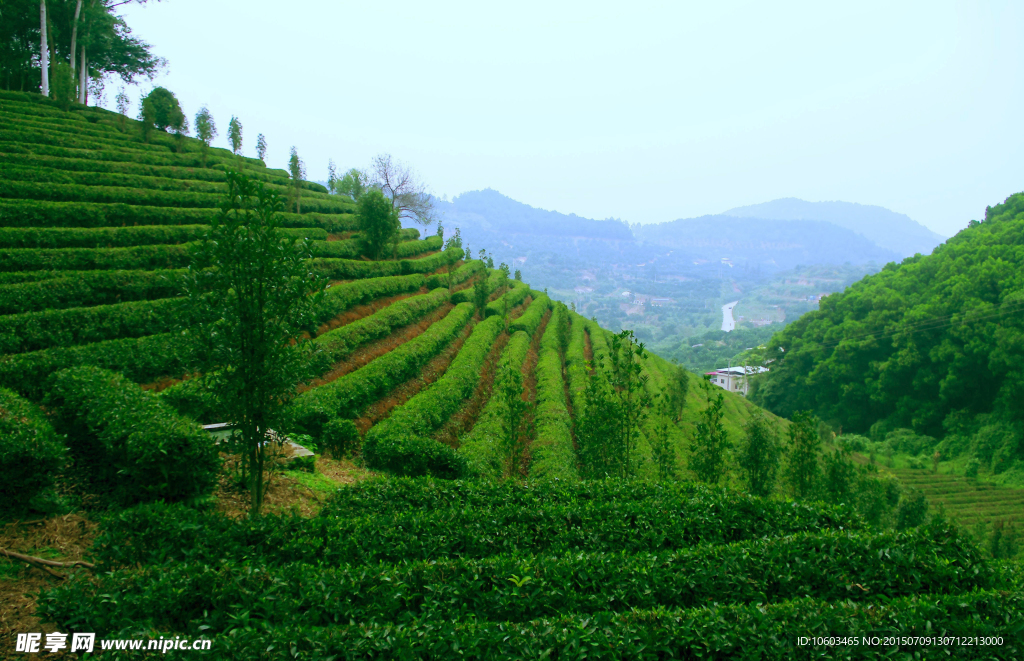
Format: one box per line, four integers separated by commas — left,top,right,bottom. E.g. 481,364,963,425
111,0,1024,237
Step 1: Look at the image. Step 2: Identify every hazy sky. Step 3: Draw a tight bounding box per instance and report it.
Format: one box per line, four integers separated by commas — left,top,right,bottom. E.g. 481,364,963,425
113,0,1023,237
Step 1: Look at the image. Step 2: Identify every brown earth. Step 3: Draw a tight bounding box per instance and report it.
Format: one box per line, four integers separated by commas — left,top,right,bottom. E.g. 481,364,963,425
354,320,475,436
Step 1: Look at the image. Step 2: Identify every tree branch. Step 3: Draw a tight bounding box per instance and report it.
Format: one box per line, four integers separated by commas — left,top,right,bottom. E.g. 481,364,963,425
0,547,96,571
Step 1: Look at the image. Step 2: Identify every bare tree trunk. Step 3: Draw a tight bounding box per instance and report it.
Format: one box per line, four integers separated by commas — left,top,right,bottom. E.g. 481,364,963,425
79,48,87,104
69,0,82,80
39,0,49,96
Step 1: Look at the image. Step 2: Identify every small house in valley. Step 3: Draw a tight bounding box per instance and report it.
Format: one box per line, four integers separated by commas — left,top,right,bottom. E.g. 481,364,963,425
705,366,768,396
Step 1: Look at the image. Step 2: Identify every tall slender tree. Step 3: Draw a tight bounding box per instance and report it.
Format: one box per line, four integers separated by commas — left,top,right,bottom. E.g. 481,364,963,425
786,411,822,499
228,115,243,155
496,353,532,479
287,146,305,214
194,106,217,166
689,376,730,484
357,188,399,260
369,153,436,227
738,410,782,496
183,171,327,517
39,0,49,96
256,133,267,163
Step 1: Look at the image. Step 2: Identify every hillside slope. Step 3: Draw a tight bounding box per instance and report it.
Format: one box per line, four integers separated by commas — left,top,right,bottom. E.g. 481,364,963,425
753,192,1024,482
0,90,768,482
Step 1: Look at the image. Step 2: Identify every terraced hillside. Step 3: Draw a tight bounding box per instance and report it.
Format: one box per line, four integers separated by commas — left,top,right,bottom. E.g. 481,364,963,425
4,91,1022,659
0,89,765,480
894,467,1024,531
35,480,1023,658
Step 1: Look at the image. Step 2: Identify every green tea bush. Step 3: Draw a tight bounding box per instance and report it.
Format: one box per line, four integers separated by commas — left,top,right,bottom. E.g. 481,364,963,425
45,367,218,505
311,246,462,281
0,388,65,514
158,378,221,424
564,313,589,416
0,333,190,400
529,304,577,481
484,280,530,318
509,293,550,333
450,258,483,285
364,314,507,475
0,179,354,214
0,162,339,200
0,270,65,285
0,268,184,315
88,483,863,568
459,330,532,479
0,243,197,271
321,418,360,458
289,302,474,437
394,234,442,258
0,224,205,249
0,296,187,353
39,522,989,634
0,151,325,191
0,199,354,231
451,266,505,304
310,229,420,260
82,591,1023,660
312,287,449,369
0,126,176,155
0,135,255,169
314,273,425,326
0,225,323,251
361,434,467,479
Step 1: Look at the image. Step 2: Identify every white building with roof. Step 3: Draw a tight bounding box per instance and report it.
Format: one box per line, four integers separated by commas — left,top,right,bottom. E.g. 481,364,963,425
704,366,768,396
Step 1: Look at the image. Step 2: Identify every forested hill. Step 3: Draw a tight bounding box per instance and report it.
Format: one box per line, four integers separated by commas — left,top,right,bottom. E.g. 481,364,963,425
752,193,1024,476
723,198,945,258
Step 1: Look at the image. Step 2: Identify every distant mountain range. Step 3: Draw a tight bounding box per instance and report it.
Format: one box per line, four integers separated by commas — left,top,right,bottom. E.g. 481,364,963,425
435,189,631,242
722,198,945,257
631,215,899,268
433,190,941,272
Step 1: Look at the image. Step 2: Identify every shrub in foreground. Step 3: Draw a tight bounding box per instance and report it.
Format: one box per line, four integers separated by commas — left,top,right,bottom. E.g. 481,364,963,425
45,366,219,505
0,388,65,514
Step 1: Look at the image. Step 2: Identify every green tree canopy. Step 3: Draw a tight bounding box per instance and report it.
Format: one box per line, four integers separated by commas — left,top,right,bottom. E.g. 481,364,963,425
357,188,399,261
228,115,243,155
140,86,185,136
183,171,327,517
194,105,217,164
752,193,1024,454
1,0,164,95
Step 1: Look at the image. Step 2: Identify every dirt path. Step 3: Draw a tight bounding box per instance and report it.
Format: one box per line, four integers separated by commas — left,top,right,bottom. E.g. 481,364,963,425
432,331,510,449
315,288,428,336
300,304,454,391
0,515,97,658
430,297,535,449
584,328,594,372
354,321,475,435
518,309,551,472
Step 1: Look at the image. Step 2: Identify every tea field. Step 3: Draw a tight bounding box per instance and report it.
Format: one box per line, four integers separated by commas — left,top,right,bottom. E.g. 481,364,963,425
1,90,1022,659
0,88,744,481
893,468,1024,533
34,480,1024,659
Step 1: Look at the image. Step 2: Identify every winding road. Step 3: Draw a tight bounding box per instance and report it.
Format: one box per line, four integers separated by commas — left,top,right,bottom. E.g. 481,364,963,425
721,300,739,332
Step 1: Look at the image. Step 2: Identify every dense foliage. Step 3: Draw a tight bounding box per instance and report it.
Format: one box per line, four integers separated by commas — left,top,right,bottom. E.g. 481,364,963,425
36,479,1023,659
753,193,1024,479
44,366,218,506
183,171,327,515
0,387,64,514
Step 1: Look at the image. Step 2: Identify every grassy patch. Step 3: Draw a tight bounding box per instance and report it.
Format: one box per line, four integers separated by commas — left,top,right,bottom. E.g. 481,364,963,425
282,469,339,495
